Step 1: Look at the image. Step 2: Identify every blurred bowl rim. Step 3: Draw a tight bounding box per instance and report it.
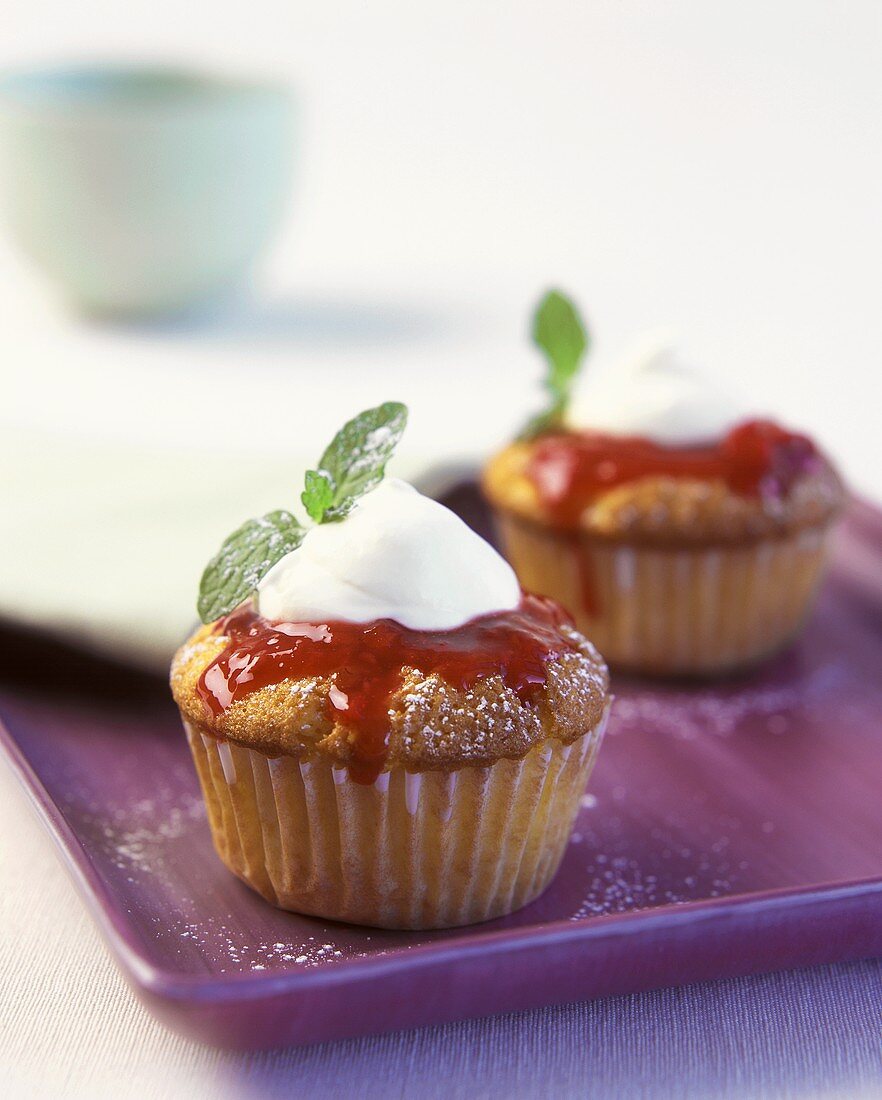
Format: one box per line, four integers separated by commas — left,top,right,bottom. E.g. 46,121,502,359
0,62,293,118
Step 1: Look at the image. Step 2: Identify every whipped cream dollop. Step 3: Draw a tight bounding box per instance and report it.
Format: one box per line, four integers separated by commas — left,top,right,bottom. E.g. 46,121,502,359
567,333,747,446
257,478,521,630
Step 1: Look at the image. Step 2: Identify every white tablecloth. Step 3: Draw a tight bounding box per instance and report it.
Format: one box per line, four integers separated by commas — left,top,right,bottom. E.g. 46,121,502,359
2,2,881,1095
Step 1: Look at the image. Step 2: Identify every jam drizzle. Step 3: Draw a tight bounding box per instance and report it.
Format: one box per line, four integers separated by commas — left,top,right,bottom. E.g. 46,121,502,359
527,418,820,527
197,594,573,784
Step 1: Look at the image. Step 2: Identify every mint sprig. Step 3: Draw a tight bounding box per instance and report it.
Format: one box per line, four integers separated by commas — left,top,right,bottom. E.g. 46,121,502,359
196,402,408,623
302,401,408,522
197,511,306,623
520,289,589,439
301,469,334,522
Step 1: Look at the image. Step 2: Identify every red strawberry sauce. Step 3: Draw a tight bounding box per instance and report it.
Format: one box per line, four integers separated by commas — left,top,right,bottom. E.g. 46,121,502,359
198,594,575,783
527,419,819,527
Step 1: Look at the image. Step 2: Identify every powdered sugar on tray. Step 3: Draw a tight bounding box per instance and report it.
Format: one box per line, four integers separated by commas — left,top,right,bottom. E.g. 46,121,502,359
166,918,372,972
608,657,853,740
60,764,377,974
566,793,740,921
99,794,207,875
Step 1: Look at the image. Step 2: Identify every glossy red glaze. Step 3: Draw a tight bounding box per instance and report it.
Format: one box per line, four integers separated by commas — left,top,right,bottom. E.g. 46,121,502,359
197,595,574,784
528,419,819,526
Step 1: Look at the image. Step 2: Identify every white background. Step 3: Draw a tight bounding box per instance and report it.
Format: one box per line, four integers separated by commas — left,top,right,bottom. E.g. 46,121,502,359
2,0,880,481
1,2,881,1097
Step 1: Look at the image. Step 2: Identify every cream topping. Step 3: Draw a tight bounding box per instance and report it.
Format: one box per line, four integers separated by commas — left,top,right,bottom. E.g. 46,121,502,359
257,479,521,629
568,332,747,445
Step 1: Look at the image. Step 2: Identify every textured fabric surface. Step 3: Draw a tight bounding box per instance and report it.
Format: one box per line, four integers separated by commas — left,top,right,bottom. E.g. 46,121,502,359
2,758,880,1100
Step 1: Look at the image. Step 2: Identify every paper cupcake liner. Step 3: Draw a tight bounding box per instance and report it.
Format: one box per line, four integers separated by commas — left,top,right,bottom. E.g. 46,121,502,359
495,512,834,675
183,709,608,930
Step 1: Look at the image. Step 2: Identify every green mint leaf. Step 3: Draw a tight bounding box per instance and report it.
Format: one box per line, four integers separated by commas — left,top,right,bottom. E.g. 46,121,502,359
313,401,408,521
301,469,335,522
533,288,588,394
195,402,407,619
197,510,305,623
520,289,589,439
521,398,567,441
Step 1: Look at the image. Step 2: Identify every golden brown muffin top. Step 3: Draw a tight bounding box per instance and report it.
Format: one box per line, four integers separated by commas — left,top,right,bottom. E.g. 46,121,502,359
171,617,610,773
483,438,846,547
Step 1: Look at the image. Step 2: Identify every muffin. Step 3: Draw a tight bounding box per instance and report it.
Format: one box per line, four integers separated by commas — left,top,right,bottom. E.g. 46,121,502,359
483,294,846,676
171,403,610,929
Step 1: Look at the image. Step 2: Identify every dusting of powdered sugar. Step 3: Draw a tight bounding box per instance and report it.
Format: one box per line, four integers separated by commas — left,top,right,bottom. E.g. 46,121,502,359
391,636,607,769
569,856,685,918
62,767,383,974
165,917,376,972
174,638,216,667
396,674,532,765
609,657,851,740
63,778,208,880
566,796,740,921
565,728,747,921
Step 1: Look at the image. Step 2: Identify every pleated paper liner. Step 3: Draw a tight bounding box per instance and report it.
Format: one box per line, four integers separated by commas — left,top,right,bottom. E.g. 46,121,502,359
495,512,834,675
184,706,609,930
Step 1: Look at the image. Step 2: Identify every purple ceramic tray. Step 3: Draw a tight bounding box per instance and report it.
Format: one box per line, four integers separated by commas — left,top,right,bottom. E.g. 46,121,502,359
1,492,881,1050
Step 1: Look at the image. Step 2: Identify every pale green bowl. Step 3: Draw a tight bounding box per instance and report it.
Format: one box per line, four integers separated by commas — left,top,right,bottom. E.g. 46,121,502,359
0,65,295,318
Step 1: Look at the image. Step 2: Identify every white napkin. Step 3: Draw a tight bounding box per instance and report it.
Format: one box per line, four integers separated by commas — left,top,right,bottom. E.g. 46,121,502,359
1,425,469,672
